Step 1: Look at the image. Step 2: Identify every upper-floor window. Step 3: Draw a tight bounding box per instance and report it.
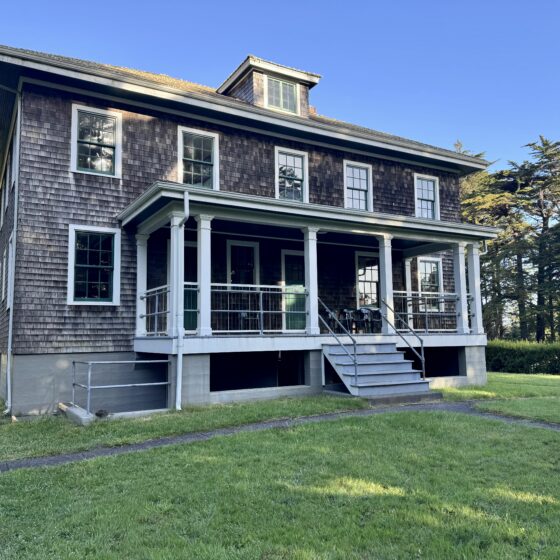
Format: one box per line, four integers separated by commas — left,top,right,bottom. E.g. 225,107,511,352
178,126,220,190
414,174,440,219
67,225,121,306
274,147,308,203
71,104,122,178
344,161,373,211
266,77,298,114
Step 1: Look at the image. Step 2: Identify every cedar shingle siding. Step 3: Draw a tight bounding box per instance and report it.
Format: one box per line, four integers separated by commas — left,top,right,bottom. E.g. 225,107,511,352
12,83,461,354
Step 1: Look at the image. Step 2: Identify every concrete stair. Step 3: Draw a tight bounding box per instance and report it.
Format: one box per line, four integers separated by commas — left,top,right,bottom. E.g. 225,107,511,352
323,342,431,398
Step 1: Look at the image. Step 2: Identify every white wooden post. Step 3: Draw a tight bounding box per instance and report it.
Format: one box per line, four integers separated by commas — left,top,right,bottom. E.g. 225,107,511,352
303,226,320,335
135,233,149,336
404,257,414,330
196,214,213,336
169,212,185,342
453,241,470,334
377,234,395,334
467,242,484,334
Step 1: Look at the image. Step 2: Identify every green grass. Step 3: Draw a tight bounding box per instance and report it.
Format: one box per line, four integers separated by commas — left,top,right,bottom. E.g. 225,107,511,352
0,395,368,463
476,397,560,424
441,372,560,401
1,412,559,559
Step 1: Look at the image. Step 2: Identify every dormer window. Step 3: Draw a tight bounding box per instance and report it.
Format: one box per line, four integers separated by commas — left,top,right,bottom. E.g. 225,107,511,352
266,77,298,114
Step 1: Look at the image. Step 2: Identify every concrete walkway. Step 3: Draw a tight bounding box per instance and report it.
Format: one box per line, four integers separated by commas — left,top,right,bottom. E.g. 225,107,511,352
1,401,559,474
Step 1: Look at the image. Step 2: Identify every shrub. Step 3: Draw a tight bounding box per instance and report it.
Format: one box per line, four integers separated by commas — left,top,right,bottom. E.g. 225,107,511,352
486,340,560,374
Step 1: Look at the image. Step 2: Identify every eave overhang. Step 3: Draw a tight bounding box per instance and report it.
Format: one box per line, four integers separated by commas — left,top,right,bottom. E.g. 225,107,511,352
0,46,487,176
118,182,499,243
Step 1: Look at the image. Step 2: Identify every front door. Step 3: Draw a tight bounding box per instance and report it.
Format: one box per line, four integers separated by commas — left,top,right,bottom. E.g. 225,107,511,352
282,250,306,331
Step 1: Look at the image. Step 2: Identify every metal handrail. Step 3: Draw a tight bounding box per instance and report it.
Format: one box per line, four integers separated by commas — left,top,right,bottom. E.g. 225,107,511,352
72,359,170,415
380,298,426,379
318,297,358,386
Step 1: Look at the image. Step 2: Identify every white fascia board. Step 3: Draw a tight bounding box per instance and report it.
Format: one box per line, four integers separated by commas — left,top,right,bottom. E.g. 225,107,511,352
0,50,486,172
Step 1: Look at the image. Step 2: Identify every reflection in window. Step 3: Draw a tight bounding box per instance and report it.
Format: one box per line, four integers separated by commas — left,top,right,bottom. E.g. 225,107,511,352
277,151,304,201
77,111,117,175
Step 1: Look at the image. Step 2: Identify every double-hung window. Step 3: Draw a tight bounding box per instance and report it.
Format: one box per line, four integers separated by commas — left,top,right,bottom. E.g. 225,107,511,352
414,174,439,219
71,104,122,178
178,127,219,190
67,225,121,305
266,77,298,114
418,257,443,312
275,147,308,202
344,161,373,211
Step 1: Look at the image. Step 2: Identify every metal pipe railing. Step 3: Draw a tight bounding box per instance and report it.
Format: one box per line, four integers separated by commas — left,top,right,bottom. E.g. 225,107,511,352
72,359,171,415
318,297,358,386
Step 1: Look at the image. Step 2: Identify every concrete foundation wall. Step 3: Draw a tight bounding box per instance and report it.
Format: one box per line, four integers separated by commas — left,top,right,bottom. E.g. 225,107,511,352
12,352,168,415
429,345,487,389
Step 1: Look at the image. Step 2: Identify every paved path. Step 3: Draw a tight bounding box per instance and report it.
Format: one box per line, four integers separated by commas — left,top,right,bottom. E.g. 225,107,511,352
2,401,559,474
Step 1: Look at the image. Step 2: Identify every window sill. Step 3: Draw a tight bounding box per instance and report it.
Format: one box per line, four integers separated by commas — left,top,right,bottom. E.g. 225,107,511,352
70,168,122,180
67,301,120,307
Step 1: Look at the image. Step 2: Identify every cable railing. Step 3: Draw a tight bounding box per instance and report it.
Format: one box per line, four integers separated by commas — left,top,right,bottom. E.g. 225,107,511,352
380,298,426,379
211,283,307,334
393,291,459,333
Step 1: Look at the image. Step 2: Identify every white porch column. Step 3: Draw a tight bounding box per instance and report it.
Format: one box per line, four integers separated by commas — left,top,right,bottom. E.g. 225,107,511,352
453,241,470,334
196,215,213,336
135,233,149,336
169,212,185,340
467,242,484,334
377,234,395,334
303,226,320,335
404,257,414,330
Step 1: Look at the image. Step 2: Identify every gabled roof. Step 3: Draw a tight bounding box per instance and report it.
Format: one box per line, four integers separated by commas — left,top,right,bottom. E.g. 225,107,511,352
0,45,488,174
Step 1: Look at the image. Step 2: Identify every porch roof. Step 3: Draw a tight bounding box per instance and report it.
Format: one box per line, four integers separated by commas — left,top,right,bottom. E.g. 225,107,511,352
118,181,498,244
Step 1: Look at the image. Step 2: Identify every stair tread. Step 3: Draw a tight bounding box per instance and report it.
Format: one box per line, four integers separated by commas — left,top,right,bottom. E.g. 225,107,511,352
350,380,429,388
334,358,415,365
342,369,423,376
328,350,405,356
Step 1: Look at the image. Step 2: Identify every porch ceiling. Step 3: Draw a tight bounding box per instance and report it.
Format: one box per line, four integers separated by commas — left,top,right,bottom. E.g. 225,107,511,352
118,181,498,244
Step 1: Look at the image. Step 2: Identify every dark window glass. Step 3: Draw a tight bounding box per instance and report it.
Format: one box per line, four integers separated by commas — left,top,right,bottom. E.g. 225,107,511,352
77,111,117,175
74,231,114,302
182,132,215,188
230,244,256,285
278,151,304,201
346,165,369,210
416,178,437,219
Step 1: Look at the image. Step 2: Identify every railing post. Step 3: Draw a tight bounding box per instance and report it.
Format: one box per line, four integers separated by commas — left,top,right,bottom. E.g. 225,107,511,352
196,215,213,336
86,363,92,415
135,233,149,337
404,258,414,329
467,242,484,334
303,226,320,335
377,234,395,334
259,290,264,334
72,361,76,405
453,242,470,334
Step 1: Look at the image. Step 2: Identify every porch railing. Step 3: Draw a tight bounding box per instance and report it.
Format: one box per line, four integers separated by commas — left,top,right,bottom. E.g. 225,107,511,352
393,291,459,333
211,283,307,334
141,285,170,336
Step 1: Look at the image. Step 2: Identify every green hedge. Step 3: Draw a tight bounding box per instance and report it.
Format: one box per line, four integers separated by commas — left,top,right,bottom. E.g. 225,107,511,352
486,340,560,374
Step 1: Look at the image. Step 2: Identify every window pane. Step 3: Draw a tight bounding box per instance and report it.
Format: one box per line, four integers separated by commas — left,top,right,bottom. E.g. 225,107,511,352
268,77,297,113
278,152,304,201
74,231,114,302
346,165,369,210
416,177,437,219
182,132,214,188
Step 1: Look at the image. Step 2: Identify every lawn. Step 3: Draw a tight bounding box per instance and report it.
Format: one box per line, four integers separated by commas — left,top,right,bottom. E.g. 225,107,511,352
1,411,559,559
0,394,368,463
440,372,560,401
476,397,560,424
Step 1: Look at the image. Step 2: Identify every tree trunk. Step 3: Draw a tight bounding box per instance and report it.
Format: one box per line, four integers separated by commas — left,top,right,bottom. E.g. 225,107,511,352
516,252,529,339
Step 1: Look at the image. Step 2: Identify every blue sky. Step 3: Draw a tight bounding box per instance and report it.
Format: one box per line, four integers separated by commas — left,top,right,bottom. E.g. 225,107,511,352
2,0,559,169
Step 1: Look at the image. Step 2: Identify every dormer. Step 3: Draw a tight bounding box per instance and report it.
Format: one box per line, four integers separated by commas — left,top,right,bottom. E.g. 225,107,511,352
217,55,321,118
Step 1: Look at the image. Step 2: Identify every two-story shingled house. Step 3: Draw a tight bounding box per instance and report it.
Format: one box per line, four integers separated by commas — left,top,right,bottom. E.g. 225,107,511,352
0,46,496,417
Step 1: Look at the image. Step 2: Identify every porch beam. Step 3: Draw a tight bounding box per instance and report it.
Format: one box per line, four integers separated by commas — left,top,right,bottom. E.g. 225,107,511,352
196,214,213,336
467,242,484,334
401,242,451,259
303,226,320,335
377,234,395,334
453,242,470,334
135,233,149,336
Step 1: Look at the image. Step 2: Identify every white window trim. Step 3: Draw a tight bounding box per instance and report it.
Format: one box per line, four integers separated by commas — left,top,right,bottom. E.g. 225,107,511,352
70,104,123,179
226,240,260,285
264,75,300,116
414,173,440,220
355,251,379,309
417,256,444,312
67,224,121,306
1,248,5,302
274,146,309,204
343,160,373,212
6,234,13,310
177,126,220,191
